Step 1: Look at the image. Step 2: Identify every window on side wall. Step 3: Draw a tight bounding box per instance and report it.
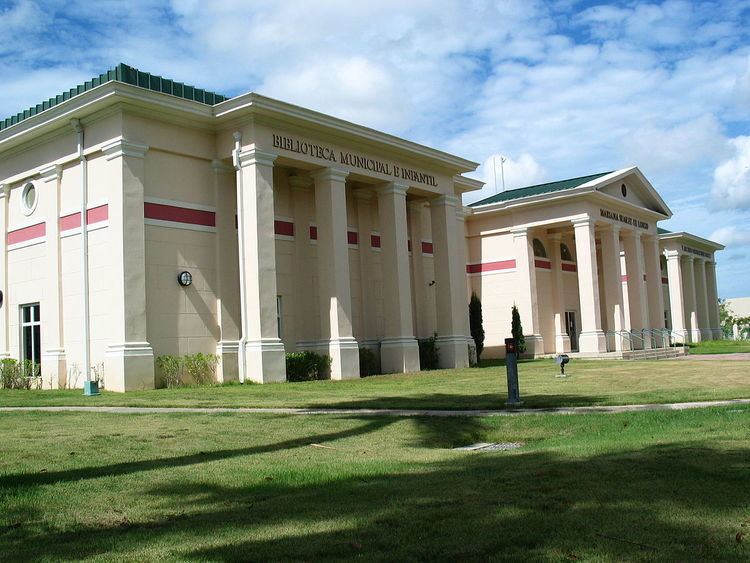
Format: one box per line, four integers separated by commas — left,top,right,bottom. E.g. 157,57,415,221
20,303,41,368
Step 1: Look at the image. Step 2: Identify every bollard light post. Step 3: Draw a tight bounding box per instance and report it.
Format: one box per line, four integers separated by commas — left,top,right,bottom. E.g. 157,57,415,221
504,337,522,407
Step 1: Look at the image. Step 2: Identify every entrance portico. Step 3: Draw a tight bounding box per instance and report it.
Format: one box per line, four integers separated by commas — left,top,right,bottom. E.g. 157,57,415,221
224,114,479,382
466,168,689,358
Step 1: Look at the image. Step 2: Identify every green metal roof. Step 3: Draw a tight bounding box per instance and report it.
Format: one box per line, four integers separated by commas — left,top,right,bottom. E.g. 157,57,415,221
469,171,613,207
657,227,672,235
0,63,230,132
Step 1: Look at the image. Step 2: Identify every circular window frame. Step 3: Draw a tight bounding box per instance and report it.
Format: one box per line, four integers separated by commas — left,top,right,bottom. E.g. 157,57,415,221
621,183,627,197
20,182,38,216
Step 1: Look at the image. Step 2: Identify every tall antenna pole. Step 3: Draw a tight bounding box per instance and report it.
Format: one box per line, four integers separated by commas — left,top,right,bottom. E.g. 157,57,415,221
492,155,498,194
500,156,507,191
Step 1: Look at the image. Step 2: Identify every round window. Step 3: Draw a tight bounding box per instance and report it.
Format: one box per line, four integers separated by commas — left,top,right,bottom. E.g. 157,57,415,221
621,183,627,197
21,183,38,215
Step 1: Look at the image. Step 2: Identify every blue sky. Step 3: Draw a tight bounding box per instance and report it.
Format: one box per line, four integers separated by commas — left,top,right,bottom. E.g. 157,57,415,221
1,0,750,297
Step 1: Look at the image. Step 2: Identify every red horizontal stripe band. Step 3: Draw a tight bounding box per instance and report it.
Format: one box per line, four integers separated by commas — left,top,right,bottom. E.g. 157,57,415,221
347,231,358,245
421,241,433,254
662,276,669,284
535,259,551,269
371,234,381,248
60,204,109,232
561,263,577,272
309,226,318,240
144,202,215,227
8,222,46,245
466,259,516,274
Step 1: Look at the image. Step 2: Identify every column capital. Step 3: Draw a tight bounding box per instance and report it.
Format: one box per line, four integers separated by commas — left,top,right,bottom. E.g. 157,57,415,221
288,174,314,191
571,215,593,228
664,249,681,260
236,147,277,169
620,228,642,240
353,188,374,201
101,138,149,160
311,166,348,183
377,181,409,197
600,223,621,234
510,226,529,238
430,193,459,207
455,206,471,220
0,184,8,199
547,232,563,242
211,159,234,175
39,163,63,183
407,198,426,210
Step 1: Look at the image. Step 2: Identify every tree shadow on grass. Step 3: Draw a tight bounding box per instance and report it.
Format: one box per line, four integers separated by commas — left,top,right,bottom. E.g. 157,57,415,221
1,422,748,561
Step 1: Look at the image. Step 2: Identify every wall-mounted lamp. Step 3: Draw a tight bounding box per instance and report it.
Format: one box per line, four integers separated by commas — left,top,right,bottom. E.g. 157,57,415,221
177,271,193,287
428,280,436,286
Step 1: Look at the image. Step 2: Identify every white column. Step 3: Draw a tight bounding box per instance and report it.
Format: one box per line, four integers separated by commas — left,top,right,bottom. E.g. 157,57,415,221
430,194,470,368
643,235,665,329
572,217,607,354
665,250,687,341
456,207,472,349
408,201,426,338
354,189,377,346
235,147,286,383
510,227,544,355
706,261,721,339
600,225,628,351
694,259,711,340
213,160,241,382
40,164,67,387
378,183,420,373
622,230,650,348
288,175,317,350
682,256,701,343
0,185,9,358
548,233,571,353
102,139,155,391
312,168,359,380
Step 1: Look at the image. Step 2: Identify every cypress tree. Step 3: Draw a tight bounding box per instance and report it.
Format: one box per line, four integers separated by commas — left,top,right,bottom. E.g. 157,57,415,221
469,292,484,361
511,304,526,354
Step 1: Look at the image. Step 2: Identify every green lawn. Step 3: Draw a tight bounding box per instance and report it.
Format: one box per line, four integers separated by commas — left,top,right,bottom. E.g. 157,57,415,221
0,407,748,561
689,339,750,354
1,357,749,410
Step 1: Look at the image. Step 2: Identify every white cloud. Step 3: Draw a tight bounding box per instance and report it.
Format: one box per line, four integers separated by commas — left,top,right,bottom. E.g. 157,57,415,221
711,136,750,209
463,152,546,205
709,226,750,247
622,115,727,175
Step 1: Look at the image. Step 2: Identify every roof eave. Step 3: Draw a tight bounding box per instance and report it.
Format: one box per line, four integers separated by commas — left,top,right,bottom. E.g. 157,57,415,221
214,92,480,173
659,231,725,251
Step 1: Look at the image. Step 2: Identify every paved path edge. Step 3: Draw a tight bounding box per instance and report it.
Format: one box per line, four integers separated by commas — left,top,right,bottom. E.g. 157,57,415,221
1,398,749,417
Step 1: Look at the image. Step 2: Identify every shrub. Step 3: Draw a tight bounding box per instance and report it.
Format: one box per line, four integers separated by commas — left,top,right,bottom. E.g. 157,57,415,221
0,359,40,390
286,351,331,382
359,347,380,377
156,355,183,388
418,334,440,370
469,292,485,361
511,304,526,354
183,353,219,385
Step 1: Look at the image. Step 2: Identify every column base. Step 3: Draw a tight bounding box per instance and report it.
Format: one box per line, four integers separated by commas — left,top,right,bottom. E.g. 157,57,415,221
41,349,67,389
328,337,360,380
689,329,702,343
244,339,286,383
216,340,239,383
380,337,420,373
296,340,331,354
436,335,470,369
712,328,724,340
522,334,544,358
105,342,155,392
554,334,571,354
578,330,607,354
700,329,714,341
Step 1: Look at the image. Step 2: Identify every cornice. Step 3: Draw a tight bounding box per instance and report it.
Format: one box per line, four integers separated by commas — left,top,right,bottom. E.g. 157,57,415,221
101,138,149,160
39,163,63,183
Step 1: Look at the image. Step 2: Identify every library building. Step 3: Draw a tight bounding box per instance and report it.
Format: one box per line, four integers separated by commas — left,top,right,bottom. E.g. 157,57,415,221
0,65,723,391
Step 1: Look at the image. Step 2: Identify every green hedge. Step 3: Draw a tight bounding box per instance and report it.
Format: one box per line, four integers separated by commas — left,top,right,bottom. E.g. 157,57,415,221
286,351,331,382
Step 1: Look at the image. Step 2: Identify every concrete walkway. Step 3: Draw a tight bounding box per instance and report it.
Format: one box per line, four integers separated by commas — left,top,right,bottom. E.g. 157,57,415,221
1,398,749,417
677,352,750,361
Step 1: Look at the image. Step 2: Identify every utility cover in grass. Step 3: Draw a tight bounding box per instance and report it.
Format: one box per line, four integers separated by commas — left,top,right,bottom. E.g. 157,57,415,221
452,442,523,451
